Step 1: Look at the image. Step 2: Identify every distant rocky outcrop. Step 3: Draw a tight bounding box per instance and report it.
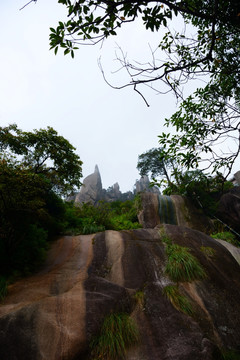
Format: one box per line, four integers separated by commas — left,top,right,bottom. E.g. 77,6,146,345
75,165,103,205
135,175,160,194
69,165,159,205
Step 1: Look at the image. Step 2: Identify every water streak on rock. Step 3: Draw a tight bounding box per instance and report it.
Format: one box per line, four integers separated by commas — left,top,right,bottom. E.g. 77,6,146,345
158,195,177,225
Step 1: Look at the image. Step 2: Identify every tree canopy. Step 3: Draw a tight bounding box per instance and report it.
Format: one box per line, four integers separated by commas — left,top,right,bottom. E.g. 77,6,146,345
48,0,240,178
137,147,176,187
0,124,82,195
0,125,82,276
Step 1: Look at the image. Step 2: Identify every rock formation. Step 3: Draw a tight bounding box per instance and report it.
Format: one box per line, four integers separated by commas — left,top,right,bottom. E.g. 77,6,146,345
138,193,213,233
135,175,160,194
74,165,103,205
0,228,239,360
217,186,240,234
1,172,240,359
69,166,159,205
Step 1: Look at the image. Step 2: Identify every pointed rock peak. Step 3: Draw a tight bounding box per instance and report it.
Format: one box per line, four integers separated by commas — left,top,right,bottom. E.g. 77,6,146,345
94,164,100,174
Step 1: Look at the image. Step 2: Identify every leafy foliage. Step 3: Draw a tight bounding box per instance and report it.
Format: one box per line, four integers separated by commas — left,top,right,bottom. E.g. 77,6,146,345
90,313,139,360
63,198,141,235
137,147,177,187
163,169,233,215
49,0,240,175
0,124,82,195
0,126,82,278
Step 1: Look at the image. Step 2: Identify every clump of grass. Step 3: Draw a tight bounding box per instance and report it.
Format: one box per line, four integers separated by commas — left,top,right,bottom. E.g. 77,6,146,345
0,276,8,302
165,244,207,282
134,290,145,308
211,231,239,247
90,313,139,360
200,246,216,258
163,285,193,315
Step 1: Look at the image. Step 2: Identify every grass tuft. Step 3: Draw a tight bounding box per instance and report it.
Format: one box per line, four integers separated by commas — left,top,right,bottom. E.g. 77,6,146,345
200,246,215,258
165,244,207,282
163,285,193,315
90,313,139,360
211,231,239,247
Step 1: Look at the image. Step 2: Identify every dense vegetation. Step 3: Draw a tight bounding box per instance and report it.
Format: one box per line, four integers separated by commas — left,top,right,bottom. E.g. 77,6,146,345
0,124,141,283
0,125,82,280
64,197,141,235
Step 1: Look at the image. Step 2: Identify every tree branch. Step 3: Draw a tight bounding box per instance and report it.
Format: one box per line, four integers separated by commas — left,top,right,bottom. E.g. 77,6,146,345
20,0,37,11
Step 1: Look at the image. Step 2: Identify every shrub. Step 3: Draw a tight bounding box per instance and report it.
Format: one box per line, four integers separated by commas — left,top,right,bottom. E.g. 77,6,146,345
90,313,139,360
163,285,193,315
62,197,141,234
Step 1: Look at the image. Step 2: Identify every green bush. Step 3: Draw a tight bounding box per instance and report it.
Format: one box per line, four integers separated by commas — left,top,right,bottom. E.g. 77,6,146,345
62,197,141,234
163,170,233,216
90,313,139,360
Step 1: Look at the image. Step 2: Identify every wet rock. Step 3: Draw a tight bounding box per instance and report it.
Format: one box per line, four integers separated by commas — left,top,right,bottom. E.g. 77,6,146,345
0,228,239,360
138,192,213,233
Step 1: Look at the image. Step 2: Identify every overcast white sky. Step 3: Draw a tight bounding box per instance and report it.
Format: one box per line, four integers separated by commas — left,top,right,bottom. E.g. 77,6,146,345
1,1,238,193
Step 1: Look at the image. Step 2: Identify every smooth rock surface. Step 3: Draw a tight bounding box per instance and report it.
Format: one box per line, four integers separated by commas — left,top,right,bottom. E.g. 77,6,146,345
0,227,240,360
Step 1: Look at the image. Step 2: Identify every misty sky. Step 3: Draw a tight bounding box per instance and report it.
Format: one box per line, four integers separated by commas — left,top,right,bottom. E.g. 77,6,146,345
0,1,182,192
1,1,238,193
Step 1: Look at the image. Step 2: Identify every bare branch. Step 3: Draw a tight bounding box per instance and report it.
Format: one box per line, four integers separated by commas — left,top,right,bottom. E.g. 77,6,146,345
20,0,37,11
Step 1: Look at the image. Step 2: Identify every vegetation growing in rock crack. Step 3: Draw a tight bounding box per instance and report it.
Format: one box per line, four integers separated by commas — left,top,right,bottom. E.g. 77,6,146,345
200,246,216,258
161,231,207,282
165,243,207,282
211,232,239,247
89,313,139,360
133,290,145,309
163,285,193,316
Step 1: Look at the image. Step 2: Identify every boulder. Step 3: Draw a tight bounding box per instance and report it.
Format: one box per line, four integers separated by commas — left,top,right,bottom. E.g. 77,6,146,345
0,227,240,360
138,192,213,233
217,187,240,233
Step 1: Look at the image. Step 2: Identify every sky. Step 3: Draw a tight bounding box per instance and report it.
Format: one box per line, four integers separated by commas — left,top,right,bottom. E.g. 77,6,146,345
0,1,238,193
